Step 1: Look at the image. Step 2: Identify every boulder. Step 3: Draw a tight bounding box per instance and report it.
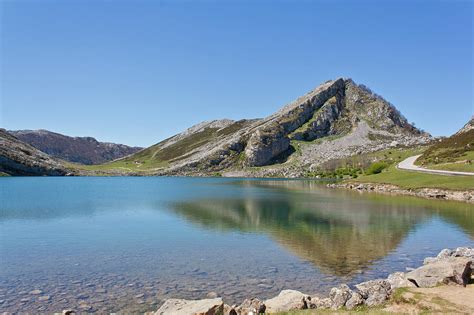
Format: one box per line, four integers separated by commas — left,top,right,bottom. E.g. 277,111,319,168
405,257,470,287
264,290,307,313
387,272,416,289
355,279,391,306
345,292,364,310
329,284,352,309
313,297,332,309
236,298,264,314
155,298,223,315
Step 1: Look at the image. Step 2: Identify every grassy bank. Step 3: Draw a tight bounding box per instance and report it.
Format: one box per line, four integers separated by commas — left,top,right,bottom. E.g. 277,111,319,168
353,168,474,190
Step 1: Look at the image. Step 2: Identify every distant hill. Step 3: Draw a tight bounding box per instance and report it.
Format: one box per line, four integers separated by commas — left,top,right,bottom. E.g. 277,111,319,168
0,129,68,176
9,129,142,165
92,78,430,177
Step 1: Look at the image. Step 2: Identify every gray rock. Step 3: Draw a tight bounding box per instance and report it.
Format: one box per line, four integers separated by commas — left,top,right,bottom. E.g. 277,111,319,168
355,279,391,306
264,290,307,313
314,297,332,309
406,257,471,287
387,272,416,289
236,297,264,314
155,298,223,315
329,284,352,309
345,292,364,310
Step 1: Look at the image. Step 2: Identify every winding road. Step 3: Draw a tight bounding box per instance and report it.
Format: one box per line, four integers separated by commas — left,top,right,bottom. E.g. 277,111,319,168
397,155,474,176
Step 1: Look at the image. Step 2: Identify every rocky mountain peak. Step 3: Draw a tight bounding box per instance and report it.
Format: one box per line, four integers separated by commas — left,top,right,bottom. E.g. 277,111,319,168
455,117,474,135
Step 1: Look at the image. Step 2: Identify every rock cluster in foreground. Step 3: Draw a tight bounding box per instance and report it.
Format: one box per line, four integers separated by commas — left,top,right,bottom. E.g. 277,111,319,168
327,182,474,203
153,247,473,314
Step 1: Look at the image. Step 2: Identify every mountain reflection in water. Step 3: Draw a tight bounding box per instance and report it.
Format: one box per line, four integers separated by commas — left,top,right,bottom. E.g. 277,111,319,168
171,180,473,276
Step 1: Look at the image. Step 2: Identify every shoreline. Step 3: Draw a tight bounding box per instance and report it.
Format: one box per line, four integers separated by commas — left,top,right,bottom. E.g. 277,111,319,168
149,247,474,314
327,182,474,204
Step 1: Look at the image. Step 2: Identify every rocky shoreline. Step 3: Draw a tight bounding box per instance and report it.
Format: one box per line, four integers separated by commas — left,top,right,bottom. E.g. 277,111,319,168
145,247,473,314
327,182,474,204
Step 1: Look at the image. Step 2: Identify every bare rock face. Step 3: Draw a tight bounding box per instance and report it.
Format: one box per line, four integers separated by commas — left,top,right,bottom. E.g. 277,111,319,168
455,116,474,135
264,289,308,313
155,297,223,315
0,129,68,176
243,79,345,166
9,129,142,165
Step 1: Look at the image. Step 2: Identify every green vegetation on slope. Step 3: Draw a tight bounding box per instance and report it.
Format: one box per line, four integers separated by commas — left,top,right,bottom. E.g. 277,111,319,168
70,120,252,174
417,129,474,172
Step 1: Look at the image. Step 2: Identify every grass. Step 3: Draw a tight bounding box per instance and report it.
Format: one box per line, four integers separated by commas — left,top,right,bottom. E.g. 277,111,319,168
353,164,474,191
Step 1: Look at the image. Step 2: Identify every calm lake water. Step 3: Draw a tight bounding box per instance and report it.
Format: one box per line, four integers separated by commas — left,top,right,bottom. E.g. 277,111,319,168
1,177,473,313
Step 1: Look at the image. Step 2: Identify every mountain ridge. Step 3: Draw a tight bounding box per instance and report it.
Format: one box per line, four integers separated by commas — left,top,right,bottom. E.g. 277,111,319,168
96,78,430,177
0,129,68,176
9,129,143,165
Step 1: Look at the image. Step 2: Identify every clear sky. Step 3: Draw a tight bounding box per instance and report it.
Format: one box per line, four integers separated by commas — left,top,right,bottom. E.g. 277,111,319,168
1,0,472,147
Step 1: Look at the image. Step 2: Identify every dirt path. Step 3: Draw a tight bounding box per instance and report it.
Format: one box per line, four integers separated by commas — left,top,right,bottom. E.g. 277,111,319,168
397,155,474,176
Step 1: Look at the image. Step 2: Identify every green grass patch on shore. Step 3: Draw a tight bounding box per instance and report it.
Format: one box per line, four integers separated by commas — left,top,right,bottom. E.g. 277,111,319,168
353,167,474,190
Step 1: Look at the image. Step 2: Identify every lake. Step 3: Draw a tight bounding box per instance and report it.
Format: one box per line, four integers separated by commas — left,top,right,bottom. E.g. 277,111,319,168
0,177,473,313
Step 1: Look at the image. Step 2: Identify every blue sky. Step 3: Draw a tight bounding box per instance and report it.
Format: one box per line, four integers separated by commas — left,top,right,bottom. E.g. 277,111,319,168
1,0,472,147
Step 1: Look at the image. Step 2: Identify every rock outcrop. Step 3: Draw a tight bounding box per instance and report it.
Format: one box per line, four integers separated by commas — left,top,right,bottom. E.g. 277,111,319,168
9,129,142,165
455,116,474,135
0,129,68,176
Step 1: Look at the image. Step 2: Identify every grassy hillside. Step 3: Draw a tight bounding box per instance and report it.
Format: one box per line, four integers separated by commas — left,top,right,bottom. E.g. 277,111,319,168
71,120,252,174
416,129,474,172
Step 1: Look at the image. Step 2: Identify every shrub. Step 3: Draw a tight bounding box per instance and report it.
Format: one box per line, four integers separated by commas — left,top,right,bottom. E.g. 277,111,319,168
365,162,388,175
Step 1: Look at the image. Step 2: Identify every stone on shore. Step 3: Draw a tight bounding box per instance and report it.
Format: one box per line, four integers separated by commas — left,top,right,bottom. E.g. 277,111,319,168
345,292,364,309
387,272,416,289
329,284,352,309
406,257,471,287
264,289,307,313
355,279,391,306
235,297,264,314
155,297,223,315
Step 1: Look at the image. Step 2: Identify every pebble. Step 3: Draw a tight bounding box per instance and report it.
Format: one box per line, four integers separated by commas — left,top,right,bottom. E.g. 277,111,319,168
77,293,89,299
95,288,107,293
20,298,30,302
38,295,51,301
29,289,43,295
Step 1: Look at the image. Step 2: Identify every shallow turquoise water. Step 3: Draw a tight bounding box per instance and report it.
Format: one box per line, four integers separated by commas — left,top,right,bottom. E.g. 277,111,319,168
0,177,473,312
